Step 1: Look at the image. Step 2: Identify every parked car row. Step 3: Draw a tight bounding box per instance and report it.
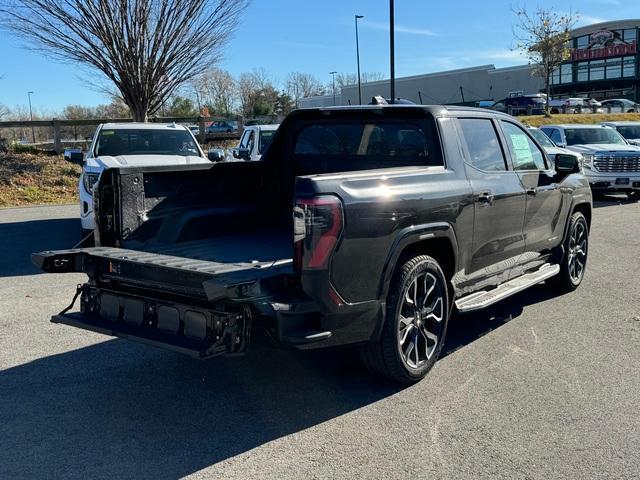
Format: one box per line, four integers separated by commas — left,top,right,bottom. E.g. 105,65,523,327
489,94,639,116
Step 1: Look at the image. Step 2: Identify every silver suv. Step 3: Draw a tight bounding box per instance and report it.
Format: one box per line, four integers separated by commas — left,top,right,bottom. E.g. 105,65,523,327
540,124,640,199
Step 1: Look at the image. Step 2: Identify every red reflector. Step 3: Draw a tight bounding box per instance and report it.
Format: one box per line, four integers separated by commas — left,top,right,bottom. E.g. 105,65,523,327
328,285,344,306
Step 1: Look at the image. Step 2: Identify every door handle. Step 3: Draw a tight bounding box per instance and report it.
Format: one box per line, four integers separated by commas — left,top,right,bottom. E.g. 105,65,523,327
526,187,538,196
478,191,494,205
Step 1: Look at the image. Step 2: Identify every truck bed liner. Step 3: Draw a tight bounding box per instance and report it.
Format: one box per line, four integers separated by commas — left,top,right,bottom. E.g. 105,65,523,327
137,229,292,265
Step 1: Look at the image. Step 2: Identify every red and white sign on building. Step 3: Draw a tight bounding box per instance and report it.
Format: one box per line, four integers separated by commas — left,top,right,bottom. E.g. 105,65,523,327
571,29,637,61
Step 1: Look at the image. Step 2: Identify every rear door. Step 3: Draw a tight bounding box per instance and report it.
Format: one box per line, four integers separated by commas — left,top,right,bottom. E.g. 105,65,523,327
456,117,526,284
498,120,565,256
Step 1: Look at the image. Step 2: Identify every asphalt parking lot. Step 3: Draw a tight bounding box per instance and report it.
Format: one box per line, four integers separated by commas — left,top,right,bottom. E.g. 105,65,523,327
1,199,639,480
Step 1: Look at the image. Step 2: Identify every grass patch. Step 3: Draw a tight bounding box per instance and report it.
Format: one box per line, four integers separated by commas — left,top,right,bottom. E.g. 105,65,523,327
0,152,81,207
519,112,640,127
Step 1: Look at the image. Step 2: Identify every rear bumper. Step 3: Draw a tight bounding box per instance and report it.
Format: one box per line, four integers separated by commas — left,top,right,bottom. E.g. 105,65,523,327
58,284,252,358
35,248,385,355
53,281,384,357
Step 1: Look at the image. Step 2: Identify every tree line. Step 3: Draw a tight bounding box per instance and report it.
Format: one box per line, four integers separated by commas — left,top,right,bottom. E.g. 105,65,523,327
0,69,384,125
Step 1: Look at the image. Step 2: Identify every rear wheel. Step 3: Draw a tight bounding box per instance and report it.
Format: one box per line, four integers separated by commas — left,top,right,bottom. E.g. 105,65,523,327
551,212,588,292
361,255,449,383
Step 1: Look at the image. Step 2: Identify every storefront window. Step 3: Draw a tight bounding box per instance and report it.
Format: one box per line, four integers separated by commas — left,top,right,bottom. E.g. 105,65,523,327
577,62,588,82
576,35,589,49
623,28,637,43
590,60,605,81
623,56,635,77
560,63,572,83
550,68,560,85
606,57,622,79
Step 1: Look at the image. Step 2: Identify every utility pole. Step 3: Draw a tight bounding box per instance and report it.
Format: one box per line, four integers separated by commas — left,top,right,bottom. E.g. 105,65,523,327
27,91,35,144
355,14,364,105
389,0,395,103
329,71,337,106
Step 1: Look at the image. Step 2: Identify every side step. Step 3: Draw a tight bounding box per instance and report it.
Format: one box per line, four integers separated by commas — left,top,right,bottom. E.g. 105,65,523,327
455,263,560,313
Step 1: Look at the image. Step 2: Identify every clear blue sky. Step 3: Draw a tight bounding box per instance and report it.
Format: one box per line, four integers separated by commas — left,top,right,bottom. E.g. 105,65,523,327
0,0,636,112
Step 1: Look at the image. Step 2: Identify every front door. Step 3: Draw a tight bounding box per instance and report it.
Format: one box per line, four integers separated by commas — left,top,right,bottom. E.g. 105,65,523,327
498,120,565,258
456,117,527,289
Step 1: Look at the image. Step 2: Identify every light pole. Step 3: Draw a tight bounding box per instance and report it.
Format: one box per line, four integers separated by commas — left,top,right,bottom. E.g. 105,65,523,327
389,0,395,104
27,91,35,144
329,71,337,106
355,14,363,105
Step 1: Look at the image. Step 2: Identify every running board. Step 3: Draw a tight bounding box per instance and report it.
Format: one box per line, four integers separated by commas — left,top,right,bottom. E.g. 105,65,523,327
455,263,560,313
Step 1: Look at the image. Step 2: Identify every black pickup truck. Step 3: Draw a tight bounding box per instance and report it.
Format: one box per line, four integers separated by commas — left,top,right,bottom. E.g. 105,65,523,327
34,106,592,383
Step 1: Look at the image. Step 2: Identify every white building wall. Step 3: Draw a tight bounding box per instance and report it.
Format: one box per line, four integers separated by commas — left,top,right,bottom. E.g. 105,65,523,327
299,64,544,108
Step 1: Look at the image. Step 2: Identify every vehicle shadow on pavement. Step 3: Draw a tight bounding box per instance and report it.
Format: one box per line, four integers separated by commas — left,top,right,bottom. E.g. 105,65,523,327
0,285,561,479
0,339,403,479
0,218,80,277
443,284,558,357
593,194,638,208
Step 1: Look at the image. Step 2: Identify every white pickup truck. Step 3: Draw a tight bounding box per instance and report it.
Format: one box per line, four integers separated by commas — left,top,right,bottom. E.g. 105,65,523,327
74,123,212,238
541,124,640,199
229,124,278,161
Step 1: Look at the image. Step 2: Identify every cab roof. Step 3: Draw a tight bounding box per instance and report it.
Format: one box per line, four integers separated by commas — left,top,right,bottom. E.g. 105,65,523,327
100,122,189,130
542,124,612,129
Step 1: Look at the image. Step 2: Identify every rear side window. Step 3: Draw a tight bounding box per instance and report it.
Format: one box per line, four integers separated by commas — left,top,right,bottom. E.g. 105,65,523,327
458,118,507,172
293,121,441,172
544,128,563,144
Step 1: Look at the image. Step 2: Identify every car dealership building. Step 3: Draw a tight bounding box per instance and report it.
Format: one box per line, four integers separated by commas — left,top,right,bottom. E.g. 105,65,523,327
300,19,640,108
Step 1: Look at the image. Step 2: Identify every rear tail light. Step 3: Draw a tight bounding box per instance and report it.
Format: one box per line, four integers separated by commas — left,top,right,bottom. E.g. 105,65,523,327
293,195,343,271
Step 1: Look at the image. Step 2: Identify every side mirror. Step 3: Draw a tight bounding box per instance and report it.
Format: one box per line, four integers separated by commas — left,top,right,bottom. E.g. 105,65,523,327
555,153,580,174
237,148,251,160
207,148,225,162
68,151,84,164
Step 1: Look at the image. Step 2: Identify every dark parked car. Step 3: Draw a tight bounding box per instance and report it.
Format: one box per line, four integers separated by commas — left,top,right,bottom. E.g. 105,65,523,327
491,95,546,115
34,105,591,383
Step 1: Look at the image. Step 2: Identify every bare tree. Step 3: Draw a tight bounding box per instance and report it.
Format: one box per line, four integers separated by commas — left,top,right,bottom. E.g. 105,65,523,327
0,103,9,120
334,72,385,91
237,69,278,117
192,68,237,115
512,6,578,114
285,72,325,107
1,0,248,121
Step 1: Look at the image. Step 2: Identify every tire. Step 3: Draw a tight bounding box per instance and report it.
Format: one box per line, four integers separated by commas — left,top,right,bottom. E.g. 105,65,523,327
627,191,639,201
360,255,450,383
550,212,588,292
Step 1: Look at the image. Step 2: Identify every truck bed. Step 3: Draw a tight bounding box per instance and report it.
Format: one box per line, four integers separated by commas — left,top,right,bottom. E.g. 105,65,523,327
128,228,292,266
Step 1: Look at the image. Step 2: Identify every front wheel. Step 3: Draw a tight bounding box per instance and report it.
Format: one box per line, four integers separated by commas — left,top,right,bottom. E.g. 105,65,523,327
551,212,588,292
361,255,449,383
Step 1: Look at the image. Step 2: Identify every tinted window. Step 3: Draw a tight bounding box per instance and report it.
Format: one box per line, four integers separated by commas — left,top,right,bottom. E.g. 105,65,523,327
613,125,640,139
542,128,562,144
458,118,506,172
239,130,250,148
246,131,255,152
259,130,275,154
96,129,200,157
293,121,440,170
564,128,627,146
501,121,547,170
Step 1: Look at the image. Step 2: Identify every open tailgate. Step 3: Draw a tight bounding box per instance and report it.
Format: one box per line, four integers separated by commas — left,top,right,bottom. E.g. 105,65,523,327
32,246,293,302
